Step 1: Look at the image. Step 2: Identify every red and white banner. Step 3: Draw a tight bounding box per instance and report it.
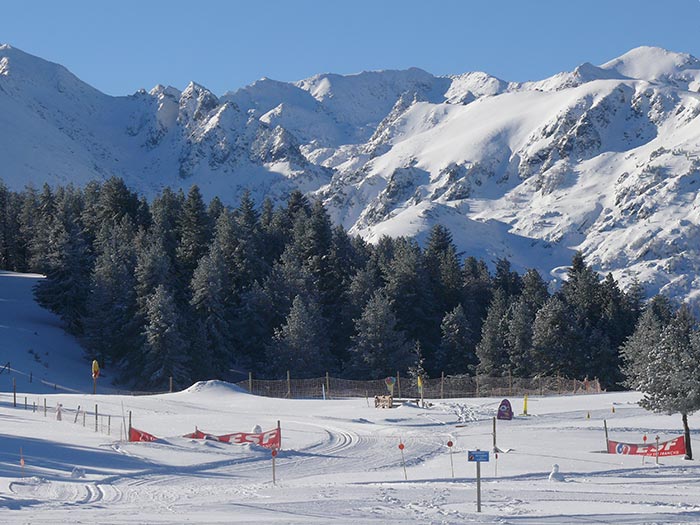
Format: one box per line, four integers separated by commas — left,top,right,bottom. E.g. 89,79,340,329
129,427,159,442
607,435,686,457
183,427,281,449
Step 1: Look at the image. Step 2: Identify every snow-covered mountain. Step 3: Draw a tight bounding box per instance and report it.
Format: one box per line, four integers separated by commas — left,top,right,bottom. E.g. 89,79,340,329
2,44,700,303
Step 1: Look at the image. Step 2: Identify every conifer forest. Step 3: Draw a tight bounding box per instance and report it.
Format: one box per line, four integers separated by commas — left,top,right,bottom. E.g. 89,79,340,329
1,176,696,391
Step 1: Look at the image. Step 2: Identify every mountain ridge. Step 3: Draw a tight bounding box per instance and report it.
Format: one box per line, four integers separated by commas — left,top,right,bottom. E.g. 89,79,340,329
2,44,700,304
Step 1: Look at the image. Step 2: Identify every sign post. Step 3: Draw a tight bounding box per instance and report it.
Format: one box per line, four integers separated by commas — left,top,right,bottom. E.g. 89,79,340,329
447,440,454,478
398,442,407,480
468,449,489,513
271,448,278,484
655,435,660,466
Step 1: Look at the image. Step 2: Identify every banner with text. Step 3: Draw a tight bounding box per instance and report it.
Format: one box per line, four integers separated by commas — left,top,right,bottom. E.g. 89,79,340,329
183,427,281,448
607,435,686,457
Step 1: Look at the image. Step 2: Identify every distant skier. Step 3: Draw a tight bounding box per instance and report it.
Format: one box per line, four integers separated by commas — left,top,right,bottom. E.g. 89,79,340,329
56,403,63,421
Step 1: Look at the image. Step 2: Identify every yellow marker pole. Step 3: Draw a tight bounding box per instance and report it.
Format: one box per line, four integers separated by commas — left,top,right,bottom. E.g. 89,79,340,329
522,395,528,416
92,360,100,395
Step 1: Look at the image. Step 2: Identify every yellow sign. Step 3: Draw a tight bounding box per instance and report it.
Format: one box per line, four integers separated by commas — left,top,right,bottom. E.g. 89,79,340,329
417,376,423,389
92,360,100,378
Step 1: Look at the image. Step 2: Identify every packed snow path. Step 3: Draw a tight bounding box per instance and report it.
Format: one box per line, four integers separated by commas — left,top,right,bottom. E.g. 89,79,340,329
2,384,700,524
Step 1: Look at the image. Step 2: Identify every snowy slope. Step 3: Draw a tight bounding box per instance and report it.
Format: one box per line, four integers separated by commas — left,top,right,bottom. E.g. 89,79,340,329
3,44,700,302
1,270,700,524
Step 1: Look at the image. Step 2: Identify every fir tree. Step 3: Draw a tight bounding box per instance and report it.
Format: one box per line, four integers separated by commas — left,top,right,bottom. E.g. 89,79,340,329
190,246,233,379
141,285,190,390
34,220,92,334
435,304,476,374
176,185,211,286
622,303,699,459
268,294,334,377
83,217,139,367
347,291,412,378
476,289,510,376
507,297,535,376
531,296,582,377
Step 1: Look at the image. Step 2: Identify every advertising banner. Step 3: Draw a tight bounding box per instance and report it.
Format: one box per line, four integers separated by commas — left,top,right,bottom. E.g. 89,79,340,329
183,427,281,448
607,435,686,457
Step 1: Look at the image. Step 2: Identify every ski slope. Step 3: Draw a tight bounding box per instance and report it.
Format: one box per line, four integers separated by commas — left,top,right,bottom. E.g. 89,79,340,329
1,273,700,524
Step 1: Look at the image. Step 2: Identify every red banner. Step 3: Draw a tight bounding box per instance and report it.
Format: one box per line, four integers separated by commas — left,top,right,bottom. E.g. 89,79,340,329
183,427,281,449
129,427,159,442
607,435,686,457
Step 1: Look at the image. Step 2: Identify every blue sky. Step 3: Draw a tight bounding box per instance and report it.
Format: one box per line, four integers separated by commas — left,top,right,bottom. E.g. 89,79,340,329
3,0,700,96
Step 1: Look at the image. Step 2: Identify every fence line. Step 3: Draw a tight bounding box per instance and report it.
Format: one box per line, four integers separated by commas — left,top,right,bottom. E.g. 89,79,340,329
237,373,601,400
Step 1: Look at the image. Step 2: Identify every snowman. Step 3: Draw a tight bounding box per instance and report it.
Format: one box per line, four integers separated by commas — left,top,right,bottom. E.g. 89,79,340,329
549,463,565,482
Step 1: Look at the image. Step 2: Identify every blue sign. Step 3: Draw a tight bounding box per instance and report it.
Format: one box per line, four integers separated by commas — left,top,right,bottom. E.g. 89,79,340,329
467,450,490,462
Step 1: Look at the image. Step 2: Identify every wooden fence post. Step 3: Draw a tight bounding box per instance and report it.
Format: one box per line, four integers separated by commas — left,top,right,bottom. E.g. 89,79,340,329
326,372,330,399
286,370,291,398
169,376,173,393
13,378,16,407
397,371,401,399
95,404,98,432
508,369,513,396
440,371,444,400
249,372,253,393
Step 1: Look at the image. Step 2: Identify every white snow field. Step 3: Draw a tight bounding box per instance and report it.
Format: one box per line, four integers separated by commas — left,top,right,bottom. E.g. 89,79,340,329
2,272,700,524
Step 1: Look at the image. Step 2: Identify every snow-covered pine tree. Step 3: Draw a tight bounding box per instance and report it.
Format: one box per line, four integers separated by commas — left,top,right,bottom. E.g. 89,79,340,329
176,185,211,287
506,297,535,377
190,245,233,379
347,290,412,378
34,220,91,334
531,295,582,377
83,217,139,367
142,285,190,389
436,304,476,375
622,302,699,459
476,289,511,376
268,294,334,378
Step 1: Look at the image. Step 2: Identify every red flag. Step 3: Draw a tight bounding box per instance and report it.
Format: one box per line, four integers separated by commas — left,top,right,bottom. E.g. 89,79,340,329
129,427,158,442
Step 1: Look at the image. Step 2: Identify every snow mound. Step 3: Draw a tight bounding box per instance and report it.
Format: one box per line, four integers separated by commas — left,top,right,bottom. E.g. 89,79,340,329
183,380,248,395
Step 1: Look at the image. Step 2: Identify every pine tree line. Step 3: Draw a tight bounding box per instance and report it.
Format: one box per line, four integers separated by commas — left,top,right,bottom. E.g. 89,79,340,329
0,177,649,390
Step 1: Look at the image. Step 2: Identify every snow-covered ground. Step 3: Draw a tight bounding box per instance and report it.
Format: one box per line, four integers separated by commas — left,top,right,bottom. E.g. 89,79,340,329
2,272,700,524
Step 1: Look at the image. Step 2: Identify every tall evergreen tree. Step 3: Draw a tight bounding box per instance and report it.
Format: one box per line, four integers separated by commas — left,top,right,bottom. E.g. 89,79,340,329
347,291,412,378
435,304,476,374
622,303,699,459
190,246,233,379
176,185,211,287
34,220,92,334
531,296,582,377
83,217,139,367
141,285,190,389
383,238,440,368
476,289,511,375
507,297,535,376
268,294,334,377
